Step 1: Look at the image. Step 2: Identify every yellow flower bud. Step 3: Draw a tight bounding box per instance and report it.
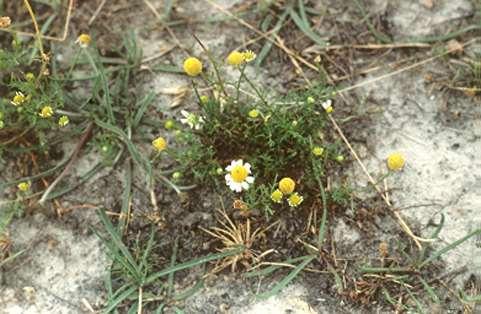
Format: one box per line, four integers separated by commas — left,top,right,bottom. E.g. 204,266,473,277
278,177,295,194
387,152,405,171
227,51,244,66
39,106,54,118
152,136,167,152
270,189,283,203
183,57,203,76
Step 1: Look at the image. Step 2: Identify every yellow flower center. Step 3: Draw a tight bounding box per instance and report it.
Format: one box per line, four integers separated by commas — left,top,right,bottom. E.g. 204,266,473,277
12,92,25,106
227,51,245,66
288,193,303,207
312,146,324,156
77,34,91,47
58,116,69,127
152,137,167,152
39,106,54,118
183,57,203,77
200,95,209,104
17,181,30,192
25,72,35,81
230,165,248,183
279,177,295,194
271,189,283,203
248,109,259,119
242,50,256,63
387,152,405,171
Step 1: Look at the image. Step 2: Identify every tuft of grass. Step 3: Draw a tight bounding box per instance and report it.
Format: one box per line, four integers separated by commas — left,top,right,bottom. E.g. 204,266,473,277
95,209,243,312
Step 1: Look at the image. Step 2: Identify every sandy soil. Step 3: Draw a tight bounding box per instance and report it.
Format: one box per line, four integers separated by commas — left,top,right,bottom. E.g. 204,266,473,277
1,0,480,313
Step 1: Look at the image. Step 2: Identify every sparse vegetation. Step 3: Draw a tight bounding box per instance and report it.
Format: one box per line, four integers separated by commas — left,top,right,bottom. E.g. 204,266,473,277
1,0,481,313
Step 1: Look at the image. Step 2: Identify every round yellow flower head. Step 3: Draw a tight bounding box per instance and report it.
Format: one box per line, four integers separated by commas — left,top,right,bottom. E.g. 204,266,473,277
183,57,203,77
39,105,54,118
200,95,209,104
76,34,91,48
11,92,26,106
58,115,69,127
279,177,296,194
335,155,344,163
17,181,31,192
242,50,256,63
25,72,35,81
307,96,315,104
312,146,324,157
152,136,167,152
288,193,304,207
271,189,283,203
227,51,244,66
248,109,260,119
387,152,405,171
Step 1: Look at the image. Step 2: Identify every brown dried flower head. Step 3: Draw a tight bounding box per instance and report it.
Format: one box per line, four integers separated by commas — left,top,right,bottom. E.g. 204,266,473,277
0,16,11,28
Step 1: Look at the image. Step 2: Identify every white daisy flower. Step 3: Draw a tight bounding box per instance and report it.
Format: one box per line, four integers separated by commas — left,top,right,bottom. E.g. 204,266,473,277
180,110,204,130
224,159,255,193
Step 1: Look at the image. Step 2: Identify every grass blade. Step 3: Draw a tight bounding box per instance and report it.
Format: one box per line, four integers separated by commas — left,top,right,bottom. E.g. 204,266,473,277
419,276,440,304
257,255,315,300
118,160,132,233
140,227,156,277
255,10,289,67
103,285,137,314
46,162,104,200
245,256,310,278
173,279,205,301
167,238,179,297
312,158,328,247
144,246,244,284
0,249,25,268
95,119,152,181
289,7,326,47
460,291,481,303
96,209,141,281
406,288,426,314
351,0,391,43
133,92,155,128
420,228,481,268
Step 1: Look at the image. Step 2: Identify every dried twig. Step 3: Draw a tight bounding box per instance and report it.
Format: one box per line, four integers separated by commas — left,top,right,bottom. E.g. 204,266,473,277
0,0,74,42
88,0,108,26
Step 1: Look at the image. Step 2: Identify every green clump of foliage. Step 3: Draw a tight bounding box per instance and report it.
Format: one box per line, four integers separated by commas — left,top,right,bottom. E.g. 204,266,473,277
166,54,348,216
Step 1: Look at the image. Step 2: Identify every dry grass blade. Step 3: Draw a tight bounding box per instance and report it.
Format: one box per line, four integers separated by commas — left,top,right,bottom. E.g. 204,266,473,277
0,0,74,42
200,208,274,273
203,0,319,72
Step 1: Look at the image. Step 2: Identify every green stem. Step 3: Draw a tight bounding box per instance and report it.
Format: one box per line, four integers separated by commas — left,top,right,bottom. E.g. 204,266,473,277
235,63,247,103
240,70,268,106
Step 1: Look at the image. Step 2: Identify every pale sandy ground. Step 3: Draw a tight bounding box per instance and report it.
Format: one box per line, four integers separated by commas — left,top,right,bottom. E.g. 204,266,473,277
1,0,479,313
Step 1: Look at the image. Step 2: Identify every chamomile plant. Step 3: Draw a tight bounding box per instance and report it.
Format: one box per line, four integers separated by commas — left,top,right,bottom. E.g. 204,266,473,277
164,49,349,217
